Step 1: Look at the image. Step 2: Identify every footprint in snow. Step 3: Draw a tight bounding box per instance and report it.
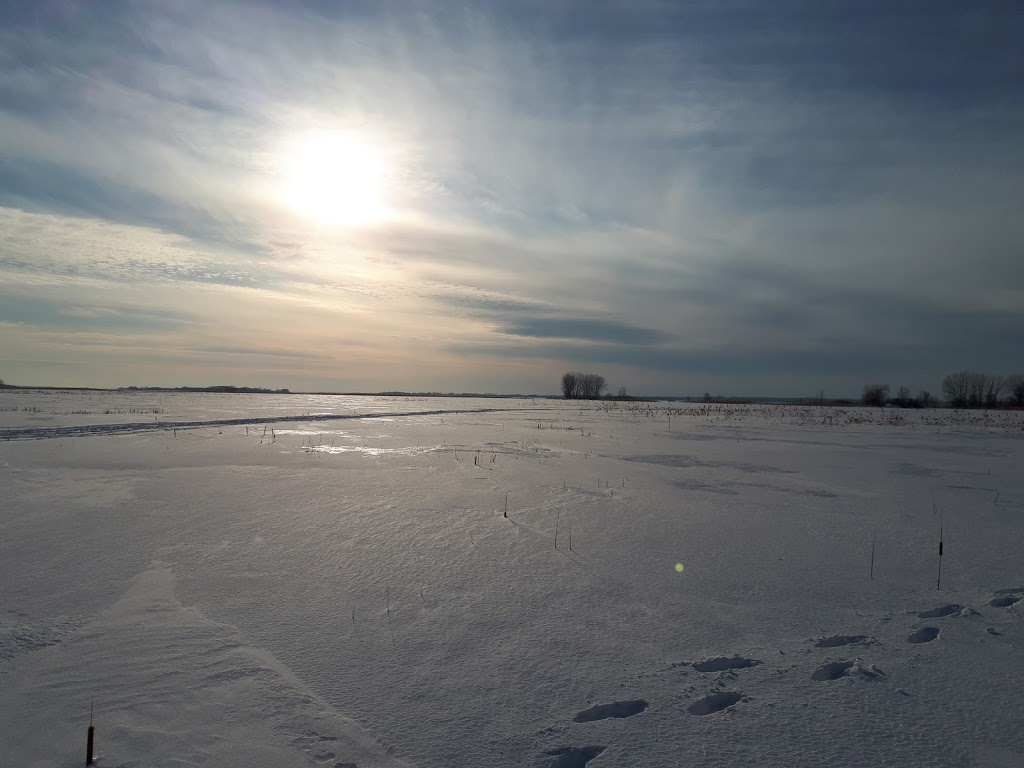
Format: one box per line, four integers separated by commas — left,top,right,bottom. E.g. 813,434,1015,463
291,732,348,763
691,656,761,672
687,691,743,715
811,661,853,681
811,661,885,681
573,700,648,722
989,596,1021,608
917,604,971,618
908,627,940,643
540,746,606,768
813,635,875,648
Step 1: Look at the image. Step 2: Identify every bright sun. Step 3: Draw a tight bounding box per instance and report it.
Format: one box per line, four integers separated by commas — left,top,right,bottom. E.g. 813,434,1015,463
277,130,393,228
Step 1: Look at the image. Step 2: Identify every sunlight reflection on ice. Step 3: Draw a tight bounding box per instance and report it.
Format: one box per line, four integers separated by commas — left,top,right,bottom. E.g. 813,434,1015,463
303,444,430,456
274,429,353,437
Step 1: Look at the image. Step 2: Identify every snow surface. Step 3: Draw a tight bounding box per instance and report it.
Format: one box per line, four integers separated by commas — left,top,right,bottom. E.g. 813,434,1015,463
1,391,1023,767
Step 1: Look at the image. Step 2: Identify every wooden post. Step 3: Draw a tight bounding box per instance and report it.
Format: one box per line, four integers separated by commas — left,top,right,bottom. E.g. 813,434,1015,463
386,586,395,647
86,701,95,766
870,531,876,580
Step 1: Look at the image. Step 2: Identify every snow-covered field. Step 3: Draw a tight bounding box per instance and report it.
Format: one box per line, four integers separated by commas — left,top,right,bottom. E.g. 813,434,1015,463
2,390,1023,768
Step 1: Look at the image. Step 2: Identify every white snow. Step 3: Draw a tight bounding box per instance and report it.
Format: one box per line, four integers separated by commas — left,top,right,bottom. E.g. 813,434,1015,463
1,391,1023,767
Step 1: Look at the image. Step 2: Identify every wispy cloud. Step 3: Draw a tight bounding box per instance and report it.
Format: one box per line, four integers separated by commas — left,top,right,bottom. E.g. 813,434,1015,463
0,1,1021,394
500,317,670,345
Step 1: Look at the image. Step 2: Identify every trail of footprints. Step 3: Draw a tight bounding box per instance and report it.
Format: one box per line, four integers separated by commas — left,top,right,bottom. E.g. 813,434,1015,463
538,587,1022,767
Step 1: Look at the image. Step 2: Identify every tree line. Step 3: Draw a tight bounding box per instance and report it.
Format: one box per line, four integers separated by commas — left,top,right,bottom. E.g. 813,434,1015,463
561,371,608,399
941,371,1024,408
863,372,1024,409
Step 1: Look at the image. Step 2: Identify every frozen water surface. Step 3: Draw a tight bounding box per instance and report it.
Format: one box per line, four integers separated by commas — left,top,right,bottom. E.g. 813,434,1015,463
1,391,1023,766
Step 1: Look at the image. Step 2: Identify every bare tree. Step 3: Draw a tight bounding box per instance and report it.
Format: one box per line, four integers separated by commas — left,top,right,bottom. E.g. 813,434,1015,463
862,384,889,407
967,372,987,408
579,373,606,399
561,371,606,399
917,390,934,408
942,371,973,408
942,371,1009,408
561,372,580,399
889,386,921,408
617,386,628,398
983,375,1004,409
1006,374,1024,407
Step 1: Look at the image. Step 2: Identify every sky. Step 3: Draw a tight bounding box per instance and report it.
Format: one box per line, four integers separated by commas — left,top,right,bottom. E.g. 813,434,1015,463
1,0,1022,397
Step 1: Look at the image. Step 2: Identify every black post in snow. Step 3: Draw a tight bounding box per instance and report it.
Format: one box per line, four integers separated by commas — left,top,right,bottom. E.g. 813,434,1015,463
86,701,95,766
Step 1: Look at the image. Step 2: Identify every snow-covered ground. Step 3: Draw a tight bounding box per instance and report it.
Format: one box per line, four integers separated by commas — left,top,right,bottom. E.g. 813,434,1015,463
1,391,1022,767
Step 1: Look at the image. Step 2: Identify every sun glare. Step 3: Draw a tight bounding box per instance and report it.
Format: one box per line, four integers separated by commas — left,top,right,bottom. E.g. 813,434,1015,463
277,130,394,228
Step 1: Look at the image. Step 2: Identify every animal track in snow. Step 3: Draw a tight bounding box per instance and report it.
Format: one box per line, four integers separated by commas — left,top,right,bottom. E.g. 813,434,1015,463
573,700,648,722
908,627,940,643
691,656,761,672
541,746,606,768
814,635,874,648
687,691,743,715
989,596,1021,608
917,604,966,618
